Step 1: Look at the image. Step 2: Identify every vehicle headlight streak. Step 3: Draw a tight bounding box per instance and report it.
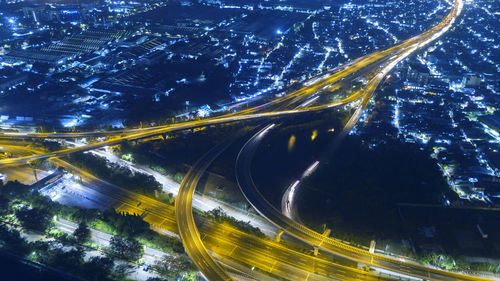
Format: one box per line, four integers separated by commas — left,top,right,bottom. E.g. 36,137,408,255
1,2,485,281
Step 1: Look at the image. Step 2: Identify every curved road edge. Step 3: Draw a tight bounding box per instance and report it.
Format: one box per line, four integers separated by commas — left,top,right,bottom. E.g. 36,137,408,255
175,139,235,281
235,124,492,281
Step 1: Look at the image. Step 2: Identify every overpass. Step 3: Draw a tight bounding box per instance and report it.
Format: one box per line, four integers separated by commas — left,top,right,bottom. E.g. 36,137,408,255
1,0,489,280
1,144,397,281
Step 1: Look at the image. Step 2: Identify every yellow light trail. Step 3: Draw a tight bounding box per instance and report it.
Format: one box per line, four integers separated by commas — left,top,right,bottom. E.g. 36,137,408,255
0,1,482,281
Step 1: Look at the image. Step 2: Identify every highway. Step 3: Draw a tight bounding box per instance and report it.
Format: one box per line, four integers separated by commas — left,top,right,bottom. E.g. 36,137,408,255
229,3,478,280
1,144,396,280
235,123,492,281
231,7,482,276
172,134,401,281
1,0,487,280
90,148,278,237
0,0,462,167
0,44,408,142
0,52,432,167
0,58,374,142
175,138,234,281
231,4,478,281
0,107,344,167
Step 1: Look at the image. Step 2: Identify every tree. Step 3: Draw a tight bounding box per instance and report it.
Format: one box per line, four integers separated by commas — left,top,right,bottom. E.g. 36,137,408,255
108,236,143,261
31,246,86,275
207,207,224,222
0,225,29,256
73,222,91,243
103,210,150,238
31,62,51,73
155,254,195,277
50,248,85,273
113,263,135,280
174,172,185,183
82,256,114,281
0,196,10,216
206,207,264,238
172,240,185,254
70,208,100,224
15,207,52,232
67,152,162,196
1,181,31,197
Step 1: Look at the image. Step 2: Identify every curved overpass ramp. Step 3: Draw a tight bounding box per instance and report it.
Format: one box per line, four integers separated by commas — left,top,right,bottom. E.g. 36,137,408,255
233,3,493,280
235,124,491,281
175,140,234,281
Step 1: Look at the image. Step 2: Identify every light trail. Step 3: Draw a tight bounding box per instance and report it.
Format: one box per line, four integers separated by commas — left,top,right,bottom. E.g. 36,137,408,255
2,144,393,281
236,1,492,281
0,1,484,281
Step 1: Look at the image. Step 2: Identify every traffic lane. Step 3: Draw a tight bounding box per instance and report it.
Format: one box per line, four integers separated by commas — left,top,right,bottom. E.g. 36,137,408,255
235,124,446,280
204,233,382,281
200,223,389,281
18,152,387,280
176,140,235,281
54,158,391,281
56,156,367,281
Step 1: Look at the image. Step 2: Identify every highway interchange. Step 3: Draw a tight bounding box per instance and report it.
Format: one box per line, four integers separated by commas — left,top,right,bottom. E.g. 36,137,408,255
2,143,397,281
1,0,494,280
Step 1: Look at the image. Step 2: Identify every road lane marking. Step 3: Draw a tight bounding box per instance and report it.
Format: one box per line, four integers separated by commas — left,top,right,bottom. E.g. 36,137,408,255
229,245,238,256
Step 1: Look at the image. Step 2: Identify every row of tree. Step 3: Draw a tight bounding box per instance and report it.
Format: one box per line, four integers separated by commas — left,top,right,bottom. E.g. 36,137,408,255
66,152,162,196
0,180,195,280
206,207,265,238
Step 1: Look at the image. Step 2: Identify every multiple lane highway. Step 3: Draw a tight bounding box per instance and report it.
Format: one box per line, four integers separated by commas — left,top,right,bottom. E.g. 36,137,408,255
1,0,491,280
0,0,462,166
232,2,494,281
236,124,490,281
4,144,398,281
175,139,234,281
